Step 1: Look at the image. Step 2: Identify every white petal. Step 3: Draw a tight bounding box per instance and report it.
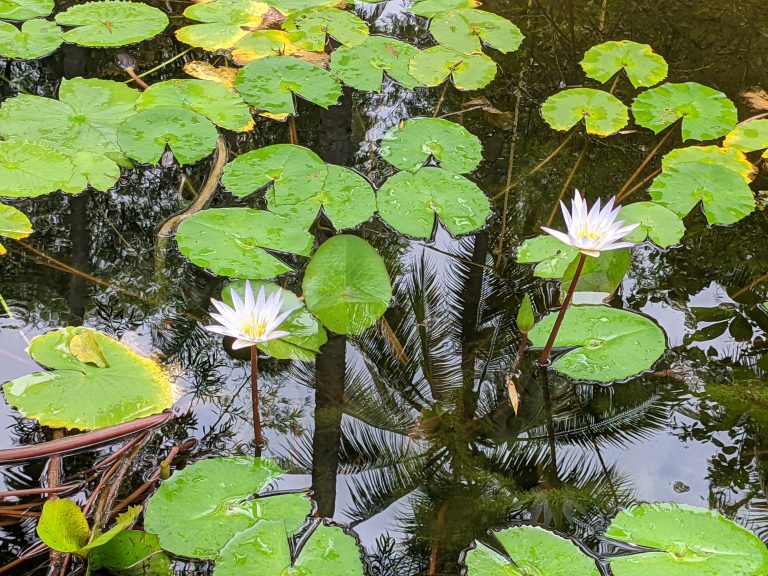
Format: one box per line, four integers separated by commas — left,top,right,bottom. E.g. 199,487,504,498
579,248,601,257
204,324,237,337
255,285,267,311
541,227,575,248
263,330,291,342
244,280,255,311
232,339,256,350
230,286,246,315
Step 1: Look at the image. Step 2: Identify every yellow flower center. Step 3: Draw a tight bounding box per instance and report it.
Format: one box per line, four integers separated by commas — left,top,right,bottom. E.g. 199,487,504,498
242,320,267,340
577,227,602,240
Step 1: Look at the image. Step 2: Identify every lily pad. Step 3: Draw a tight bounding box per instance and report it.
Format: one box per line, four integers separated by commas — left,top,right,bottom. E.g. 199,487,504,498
605,503,768,576
55,1,169,48
117,107,219,166
0,140,73,198
462,525,600,576
0,203,32,255
235,55,342,115
231,30,328,67
580,40,668,88
269,0,343,14
222,281,327,361
0,19,62,59
2,326,174,430
408,45,496,90
380,117,482,173
724,118,768,158
283,6,368,52
88,531,171,576
215,521,365,576
661,145,755,183
429,9,524,55
377,167,490,239
0,0,53,21
541,87,629,136
516,235,579,279
176,0,273,50
562,249,630,303
409,0,478,18
302,234,392,335
144,456,312,560
176,208,314,279
137,79,254,132
528,305,666,382
618,201,685,248
632,82,737,141
648,161,756,225
330,35,422,91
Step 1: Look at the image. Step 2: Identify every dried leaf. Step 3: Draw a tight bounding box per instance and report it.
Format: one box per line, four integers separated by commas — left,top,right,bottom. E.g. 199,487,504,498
506,374,519,415
183,61,237,88
742,88,768,112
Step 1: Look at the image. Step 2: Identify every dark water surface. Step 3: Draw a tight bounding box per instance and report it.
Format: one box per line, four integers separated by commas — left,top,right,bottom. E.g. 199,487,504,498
2,0,768,573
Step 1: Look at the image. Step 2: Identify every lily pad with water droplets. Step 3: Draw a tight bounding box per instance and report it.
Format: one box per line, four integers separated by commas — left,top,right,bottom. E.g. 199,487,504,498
2,326,173,430
516,235,579,279
175,0,273,50
0,140,73,198
137,79,254,132
429,9,523,55
605,503,768,576
302,234,392,335
541,87,628,136
580,40,667,88
618,201,685,248
0,19,61,59
215,521,365,576
0,0,53,21
661,145,755,183
144,456,312,560
380,117,482,173
55,1,169,48
176,208,314,279
0,203,32,255
528,305,666,382
377,167,490,239
632,82,737,141
462,525,601,576
409,0,479,18
235,55,342,115
724,118,768,158
408,45,496,90
117,107,219,166
283,6,368,52
330,35,422,91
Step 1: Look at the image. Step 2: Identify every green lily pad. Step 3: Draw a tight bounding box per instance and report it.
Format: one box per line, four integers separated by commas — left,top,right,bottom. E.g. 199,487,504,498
215,521,365,576
429,9,523,55
580,40,668,88
144,456,311,560
377,167,490,239
269,0,343,14
88,531,172,576
648,161,756,225
235,55,342,115
176,0,272,50
0,19,62,59
605,503,768,576
222,281,328,361
516,235,579,279
283,6,368,52
2,326,174,430
0,202,32,255
380,117,482,173
632,82,737,141
302,234,392,335
231,29,326,66
0,140,73,198
463,525,600,576
221,144,328,203
176,208,314,279
117,107,219,166
562,249,630,304
55,1,169,47
136,79,254,132
330,35,423,91
0,0,53,21
528,305,666,382
269,164,377,231
618,201,685,248
661,145,755,183
408,45,496,90
724,118,768,158
541,87,629,136
409,0,478,18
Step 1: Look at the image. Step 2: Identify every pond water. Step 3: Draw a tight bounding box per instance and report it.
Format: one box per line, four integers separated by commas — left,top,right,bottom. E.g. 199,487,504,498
2,0,768,574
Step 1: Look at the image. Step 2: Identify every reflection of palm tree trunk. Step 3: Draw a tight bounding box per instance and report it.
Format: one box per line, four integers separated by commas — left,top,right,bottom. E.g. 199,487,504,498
460,231,488,417
67,193,89,327
539,368,560,485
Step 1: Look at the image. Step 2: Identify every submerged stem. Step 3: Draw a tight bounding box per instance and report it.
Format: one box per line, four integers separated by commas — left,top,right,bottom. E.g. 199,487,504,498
251,346,263,456
538,253,587,366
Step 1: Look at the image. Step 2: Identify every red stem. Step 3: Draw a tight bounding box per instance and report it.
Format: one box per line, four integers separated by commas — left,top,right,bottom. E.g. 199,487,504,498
251,346,263,456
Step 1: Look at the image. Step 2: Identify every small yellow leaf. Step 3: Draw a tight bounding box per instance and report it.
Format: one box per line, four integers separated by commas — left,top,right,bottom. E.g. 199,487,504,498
69,331,109,368
183,61,238,88
506,374,520,415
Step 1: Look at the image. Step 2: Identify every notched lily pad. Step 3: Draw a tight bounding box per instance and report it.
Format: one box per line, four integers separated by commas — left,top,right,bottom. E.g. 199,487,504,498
661,145,755,183
0,18,62,59
175,0,273,51
724,118,768,158
541,87,629,136
580,40,667,88
231,30,328,67
0,0,53,21
2,326,173,430
409,0,479,18
0,140,73,198
282,6,368,52
429,9,523,55
0,202,32,255
618,201,685,248
408,45,496,90
516,235,579,279
330,35,422,91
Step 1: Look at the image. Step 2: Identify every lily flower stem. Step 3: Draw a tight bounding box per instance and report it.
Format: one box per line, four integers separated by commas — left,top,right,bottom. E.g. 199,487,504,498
251,346,263,456
538,253,588,366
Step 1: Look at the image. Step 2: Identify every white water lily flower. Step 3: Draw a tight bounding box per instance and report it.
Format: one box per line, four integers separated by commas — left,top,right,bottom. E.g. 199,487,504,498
204,281,297,349
541,189,639,257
